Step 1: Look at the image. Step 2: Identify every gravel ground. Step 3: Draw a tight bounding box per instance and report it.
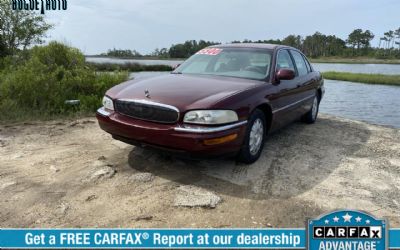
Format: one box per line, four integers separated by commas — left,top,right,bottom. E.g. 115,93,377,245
0,114,399,228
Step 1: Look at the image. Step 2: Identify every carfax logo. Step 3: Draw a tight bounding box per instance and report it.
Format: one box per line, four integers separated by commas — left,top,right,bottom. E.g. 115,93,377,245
11,0,67,14
308,210,387,250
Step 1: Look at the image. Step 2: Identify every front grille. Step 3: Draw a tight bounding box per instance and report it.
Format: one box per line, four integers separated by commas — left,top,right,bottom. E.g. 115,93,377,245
115,99,179,124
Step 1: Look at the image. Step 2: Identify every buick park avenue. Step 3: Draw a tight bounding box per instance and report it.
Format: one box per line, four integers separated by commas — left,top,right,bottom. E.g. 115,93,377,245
96,44,325,163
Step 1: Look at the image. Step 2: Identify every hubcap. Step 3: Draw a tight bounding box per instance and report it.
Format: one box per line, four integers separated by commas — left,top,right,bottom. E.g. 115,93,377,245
249,119,264,156
312,97,318,120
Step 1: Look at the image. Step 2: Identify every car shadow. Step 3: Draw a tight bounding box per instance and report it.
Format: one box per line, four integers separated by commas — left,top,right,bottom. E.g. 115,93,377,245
127,115,371,200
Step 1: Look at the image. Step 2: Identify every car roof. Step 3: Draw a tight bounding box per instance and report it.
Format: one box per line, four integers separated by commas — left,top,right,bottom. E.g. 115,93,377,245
210,43,294,51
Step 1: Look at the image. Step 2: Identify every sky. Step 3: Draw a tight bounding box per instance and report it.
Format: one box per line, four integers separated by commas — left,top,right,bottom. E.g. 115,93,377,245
45,0,400,55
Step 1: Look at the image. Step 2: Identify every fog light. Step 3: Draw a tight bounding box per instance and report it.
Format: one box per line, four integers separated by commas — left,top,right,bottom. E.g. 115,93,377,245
203,134,238,146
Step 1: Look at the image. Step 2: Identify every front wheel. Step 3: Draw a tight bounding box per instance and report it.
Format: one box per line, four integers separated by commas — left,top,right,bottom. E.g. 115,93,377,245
303,94,320,124
237,109,266,164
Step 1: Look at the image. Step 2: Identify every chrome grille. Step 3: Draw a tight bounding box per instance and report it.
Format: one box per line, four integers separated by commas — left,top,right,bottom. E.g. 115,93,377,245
115,99,179,124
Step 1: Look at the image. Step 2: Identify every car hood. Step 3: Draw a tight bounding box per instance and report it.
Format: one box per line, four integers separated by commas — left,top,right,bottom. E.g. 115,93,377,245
107,74,261,111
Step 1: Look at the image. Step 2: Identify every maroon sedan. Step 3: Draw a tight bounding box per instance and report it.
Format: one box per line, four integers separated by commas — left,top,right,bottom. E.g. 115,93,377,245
96,44,324,163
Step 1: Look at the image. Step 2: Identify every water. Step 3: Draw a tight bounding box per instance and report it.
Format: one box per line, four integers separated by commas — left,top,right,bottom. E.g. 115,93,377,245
128,71,169,80
314,63,400,75
320,80,400,128
129,72,400,128
87,57,400,75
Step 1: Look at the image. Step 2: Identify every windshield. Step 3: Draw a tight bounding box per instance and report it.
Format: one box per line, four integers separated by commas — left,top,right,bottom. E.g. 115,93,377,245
174,48,273,80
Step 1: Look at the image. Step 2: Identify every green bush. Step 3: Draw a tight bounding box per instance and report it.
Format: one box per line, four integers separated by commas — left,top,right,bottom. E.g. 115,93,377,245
0,42,128,122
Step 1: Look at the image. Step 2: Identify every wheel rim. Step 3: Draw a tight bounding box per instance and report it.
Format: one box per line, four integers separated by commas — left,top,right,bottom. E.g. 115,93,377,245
249,119,264,156
312,97,318,120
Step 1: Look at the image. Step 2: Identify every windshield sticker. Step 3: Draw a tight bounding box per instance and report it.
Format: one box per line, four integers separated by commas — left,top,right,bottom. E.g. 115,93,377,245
196,48,222,55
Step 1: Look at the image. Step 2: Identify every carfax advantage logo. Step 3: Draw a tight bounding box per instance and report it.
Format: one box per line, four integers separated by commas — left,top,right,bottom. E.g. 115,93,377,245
307,210,388,250
11,0,67,14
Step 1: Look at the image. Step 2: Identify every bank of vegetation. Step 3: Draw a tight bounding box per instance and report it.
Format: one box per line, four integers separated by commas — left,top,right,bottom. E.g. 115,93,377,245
0,1,128,122
0,42,128,122
322,72,400,86
88,62,173,72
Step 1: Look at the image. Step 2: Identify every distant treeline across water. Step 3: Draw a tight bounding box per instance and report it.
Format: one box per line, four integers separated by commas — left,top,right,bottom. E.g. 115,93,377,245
99,28,400,59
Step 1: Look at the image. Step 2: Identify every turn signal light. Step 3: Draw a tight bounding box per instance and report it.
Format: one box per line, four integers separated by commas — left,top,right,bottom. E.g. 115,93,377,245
203,134,238,146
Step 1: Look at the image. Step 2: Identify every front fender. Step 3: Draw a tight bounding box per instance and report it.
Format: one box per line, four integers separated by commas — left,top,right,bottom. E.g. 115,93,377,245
211,83,275,121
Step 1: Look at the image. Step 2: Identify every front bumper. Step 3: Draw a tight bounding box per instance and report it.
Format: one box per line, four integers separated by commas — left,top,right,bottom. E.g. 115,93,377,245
96,108,247,157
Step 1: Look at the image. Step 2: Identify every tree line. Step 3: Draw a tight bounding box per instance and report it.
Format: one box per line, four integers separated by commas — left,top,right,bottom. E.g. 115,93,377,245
102,28,400,59
101,40,220,59
143,28,400,59
100,49,142,58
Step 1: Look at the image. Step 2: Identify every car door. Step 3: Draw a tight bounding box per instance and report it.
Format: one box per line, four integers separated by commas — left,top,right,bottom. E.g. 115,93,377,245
268,49,305,130
289,50,318,115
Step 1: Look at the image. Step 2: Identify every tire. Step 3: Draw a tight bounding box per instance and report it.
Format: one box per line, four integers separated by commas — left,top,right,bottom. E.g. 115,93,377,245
237,109,266,164
303,93,320,124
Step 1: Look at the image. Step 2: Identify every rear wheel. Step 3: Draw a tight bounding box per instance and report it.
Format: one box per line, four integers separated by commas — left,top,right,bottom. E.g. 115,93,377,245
237,109,266,164
303,93,320,124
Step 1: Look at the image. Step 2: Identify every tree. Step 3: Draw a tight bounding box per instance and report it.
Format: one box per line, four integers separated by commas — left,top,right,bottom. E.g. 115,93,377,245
282,35,302,49
347,29,363,50
151,48,168,58
0,0,53,55
106,49,142,58
303,32,327,57
168,40,219,58
395,28,400,49
347,29,374,55
361,30,374,48
384,30,395,49
325,35,346,56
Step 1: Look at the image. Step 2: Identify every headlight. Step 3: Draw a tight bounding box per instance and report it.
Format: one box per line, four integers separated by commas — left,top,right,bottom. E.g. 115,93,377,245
183,110,238,125
102,96,114,111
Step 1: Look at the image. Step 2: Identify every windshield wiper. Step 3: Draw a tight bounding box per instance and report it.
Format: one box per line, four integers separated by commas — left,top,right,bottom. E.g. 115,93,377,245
171,71,182,74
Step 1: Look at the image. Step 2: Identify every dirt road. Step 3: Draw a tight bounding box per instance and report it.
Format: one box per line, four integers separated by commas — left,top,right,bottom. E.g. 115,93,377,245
1,114,399,228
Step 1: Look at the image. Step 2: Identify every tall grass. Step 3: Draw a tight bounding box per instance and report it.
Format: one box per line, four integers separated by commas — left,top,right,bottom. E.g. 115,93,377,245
322,71,400,86
0,42,129,122
88,62,173,72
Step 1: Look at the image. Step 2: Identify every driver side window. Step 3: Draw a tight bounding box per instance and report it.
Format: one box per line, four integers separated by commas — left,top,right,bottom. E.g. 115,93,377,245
276,50,295,72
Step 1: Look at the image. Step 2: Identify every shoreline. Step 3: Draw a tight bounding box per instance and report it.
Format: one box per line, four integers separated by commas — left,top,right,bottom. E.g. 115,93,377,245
319,113,399,130
310,58,400,65
322,71,400,86
85,55,400,65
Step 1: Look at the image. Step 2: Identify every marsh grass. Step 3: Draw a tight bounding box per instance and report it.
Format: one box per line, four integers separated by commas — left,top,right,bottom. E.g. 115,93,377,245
322,71,400,86
88,62,173,72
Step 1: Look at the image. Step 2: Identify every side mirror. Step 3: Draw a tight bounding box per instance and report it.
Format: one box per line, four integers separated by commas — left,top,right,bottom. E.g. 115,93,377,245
276,69,295,82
